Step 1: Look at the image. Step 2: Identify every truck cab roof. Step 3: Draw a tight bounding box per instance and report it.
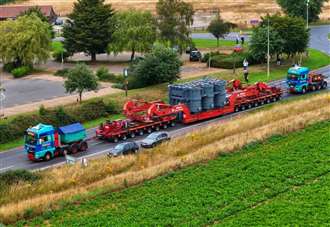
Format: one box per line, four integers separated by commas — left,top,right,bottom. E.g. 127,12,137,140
27,124,54,136
288,66,310,76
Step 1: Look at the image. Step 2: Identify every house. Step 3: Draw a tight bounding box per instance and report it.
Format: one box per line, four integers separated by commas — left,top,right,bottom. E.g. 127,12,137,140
0,5,57,23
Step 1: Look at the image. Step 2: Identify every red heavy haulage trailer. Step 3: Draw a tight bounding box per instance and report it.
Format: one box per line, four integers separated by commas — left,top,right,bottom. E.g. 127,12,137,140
96,80,282,142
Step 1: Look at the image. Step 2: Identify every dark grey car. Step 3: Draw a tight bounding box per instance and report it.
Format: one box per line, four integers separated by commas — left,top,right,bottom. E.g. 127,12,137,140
108,142,139,157
141,132,170,148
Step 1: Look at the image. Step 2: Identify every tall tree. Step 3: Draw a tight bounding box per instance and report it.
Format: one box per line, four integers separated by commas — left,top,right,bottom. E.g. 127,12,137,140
108,10,157,61
277,0,328,22
207,16,230,47
0,14,51,67
63,0,115,62
64,63,98,102
156,0,194,54
260,15,309,57
249,26,284,62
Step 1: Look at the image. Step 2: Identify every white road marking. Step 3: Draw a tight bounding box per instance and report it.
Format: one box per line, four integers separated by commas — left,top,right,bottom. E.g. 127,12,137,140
0,165,14,172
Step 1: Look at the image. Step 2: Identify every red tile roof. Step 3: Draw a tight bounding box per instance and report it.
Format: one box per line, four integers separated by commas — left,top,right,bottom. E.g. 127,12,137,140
0,5,55,19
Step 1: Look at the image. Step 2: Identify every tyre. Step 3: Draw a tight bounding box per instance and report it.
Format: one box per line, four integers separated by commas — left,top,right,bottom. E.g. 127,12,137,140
122,135,127,140
235,106,239,112
44,152,52,161
155,126,160,131
139,131,144,136
267,99,271,104
163,124,168,129
240,105,246,111
170,122,176,127
272,97,277,102
147,128,152,133
113,137,119,143
312,85,316,91
130,133,135,138
247,103,252,109
260,100,264,105
70,144,79,154
79,141,88,152
254,102,258,107
302,87,306,94
322,81,327,89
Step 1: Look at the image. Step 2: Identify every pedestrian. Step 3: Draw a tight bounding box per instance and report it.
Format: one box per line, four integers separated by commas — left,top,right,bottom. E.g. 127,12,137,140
243,58,249,70
276,55,281,65
236,34,239,44
243,68,249,83
241,36,245,45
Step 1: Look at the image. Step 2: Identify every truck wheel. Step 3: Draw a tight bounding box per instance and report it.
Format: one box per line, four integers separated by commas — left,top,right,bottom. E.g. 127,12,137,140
44,152,52,161
80,142,88,152
302,87,306,94
163,124,168,129
139,131,144,136
170,122,176,127
234,106,239,112
322,81,327,89
147,128,152,133
113,137,119,143
71,144,79,154
240,105,246,111
247,103,252,109
155,126,160,131
311,85,316,91
122,135,127,140
130,133,135,138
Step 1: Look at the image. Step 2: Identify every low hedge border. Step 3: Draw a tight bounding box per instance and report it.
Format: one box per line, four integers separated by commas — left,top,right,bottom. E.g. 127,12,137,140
0,99,119,144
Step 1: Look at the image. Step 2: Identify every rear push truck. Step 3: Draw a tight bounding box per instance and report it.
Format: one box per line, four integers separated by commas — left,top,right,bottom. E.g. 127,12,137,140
287,66,327,94
25,123,88,161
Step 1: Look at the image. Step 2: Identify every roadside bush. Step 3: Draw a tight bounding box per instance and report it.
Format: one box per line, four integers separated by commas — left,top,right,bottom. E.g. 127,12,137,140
70,100,109,122
201,51,226,63
54,68,70,77
210,52,259,69
11,66,32,78
0,170,40,189
3,62,15,73
96,67,123,83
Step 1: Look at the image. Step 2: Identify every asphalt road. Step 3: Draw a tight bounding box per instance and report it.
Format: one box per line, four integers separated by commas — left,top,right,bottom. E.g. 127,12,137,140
0,65,329,173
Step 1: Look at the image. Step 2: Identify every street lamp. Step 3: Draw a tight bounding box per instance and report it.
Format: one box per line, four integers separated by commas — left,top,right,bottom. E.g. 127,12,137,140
306,0,310,29
267,17,270,79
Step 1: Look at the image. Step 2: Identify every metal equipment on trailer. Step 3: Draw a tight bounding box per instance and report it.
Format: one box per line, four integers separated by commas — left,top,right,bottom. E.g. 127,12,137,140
96,78,282,142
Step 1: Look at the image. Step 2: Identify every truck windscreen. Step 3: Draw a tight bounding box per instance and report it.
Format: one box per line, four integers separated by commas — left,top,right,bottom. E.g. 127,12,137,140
287,74,299,80
25,133,37,145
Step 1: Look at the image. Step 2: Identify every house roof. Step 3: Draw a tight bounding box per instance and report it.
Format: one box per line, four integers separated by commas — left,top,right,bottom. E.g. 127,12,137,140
0,5,55,19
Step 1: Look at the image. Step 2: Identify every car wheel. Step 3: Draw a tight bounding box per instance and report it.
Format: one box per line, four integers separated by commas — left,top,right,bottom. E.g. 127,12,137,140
322,81,327,89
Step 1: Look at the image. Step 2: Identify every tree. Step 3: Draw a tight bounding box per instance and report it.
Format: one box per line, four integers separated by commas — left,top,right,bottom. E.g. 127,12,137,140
64,63,98,102
19,6,55,38
260,15,309,57
207,16,230,47
108,10,156,61
63,0,115,62
156,0,194,53
129,44,182,87
249,26,285,62
0,14,51,67
277,0,328,22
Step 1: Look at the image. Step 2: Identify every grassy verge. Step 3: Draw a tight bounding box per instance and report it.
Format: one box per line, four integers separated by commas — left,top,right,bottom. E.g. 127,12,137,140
0,92,329,224
192,38,246,49
17,120,330,226
328,33,330,40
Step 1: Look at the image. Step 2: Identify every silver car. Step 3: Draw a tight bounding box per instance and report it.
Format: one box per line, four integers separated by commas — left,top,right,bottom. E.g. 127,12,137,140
141,132,170,148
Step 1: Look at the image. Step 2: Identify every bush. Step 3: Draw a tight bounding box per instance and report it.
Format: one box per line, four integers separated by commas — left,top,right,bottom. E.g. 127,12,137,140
3,62,15,73
209,52,259,69
96,67,123,83
11,66,32,78
0,170,39,187
202,51,226,63
54,68,70,77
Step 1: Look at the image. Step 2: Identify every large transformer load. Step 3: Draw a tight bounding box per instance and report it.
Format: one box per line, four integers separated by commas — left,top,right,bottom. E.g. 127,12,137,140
168,78,227,113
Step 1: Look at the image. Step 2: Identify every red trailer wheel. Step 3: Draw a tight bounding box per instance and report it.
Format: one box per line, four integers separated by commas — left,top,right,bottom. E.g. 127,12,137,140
113,137,119,143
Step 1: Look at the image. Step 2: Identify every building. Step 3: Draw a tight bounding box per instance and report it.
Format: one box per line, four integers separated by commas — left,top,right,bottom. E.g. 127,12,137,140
0,5,57,23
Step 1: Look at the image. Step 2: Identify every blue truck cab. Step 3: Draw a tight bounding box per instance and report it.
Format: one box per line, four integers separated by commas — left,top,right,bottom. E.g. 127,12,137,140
25,123,88,161
286,66,310,93
286,66,327,94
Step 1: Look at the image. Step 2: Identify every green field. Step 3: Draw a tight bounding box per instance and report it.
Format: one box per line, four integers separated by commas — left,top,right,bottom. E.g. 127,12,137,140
17,120,330,226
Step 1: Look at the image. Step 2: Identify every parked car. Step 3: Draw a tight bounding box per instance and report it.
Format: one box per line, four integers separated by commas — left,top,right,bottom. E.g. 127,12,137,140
189,50,202,61
141,132,170,148
108,142,139,157
186,46,197,54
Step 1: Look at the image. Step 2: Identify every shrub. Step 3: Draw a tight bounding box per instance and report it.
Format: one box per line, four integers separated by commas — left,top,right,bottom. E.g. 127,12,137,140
96,67,123,83
202,51,226,63
210,52,258,69
70,100,109,122
54,68,69,77
3,62,15,73
11,66,32,78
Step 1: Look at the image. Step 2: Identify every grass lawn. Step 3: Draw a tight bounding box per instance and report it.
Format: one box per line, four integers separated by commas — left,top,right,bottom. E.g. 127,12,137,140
192,38,246,49
328,33,330,40
18,120,330,226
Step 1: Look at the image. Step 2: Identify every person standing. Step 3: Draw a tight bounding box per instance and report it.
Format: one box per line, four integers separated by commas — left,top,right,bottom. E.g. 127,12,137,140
243,58,249,83
236,34,239,44
243,58,249,70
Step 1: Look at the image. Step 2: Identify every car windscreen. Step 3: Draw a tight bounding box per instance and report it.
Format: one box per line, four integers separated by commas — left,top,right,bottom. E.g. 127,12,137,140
114,143,126,150
146,133,160,140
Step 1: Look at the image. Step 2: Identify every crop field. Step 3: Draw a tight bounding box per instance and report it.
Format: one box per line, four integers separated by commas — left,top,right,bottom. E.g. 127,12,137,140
16,120,330,226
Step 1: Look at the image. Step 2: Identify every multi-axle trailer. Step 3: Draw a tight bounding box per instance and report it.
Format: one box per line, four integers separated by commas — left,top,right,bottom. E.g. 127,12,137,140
96,80,282,142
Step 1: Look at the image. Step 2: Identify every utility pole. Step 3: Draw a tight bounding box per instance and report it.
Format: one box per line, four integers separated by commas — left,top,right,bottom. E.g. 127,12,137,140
267,17,270,79
306,0,309,29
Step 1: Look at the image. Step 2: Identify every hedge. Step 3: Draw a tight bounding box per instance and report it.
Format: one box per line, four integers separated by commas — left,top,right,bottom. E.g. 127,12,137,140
0,99,118,144
210,52,259,69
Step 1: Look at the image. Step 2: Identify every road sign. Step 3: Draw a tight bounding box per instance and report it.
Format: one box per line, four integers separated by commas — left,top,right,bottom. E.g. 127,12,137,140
65,154,76,164
123,68,129,78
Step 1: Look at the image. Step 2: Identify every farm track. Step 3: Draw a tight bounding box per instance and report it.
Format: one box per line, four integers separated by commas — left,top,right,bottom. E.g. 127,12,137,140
0,65,329,173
